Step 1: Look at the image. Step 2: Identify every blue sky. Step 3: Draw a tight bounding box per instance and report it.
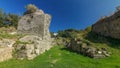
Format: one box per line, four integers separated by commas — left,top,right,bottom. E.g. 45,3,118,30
0,0,120,32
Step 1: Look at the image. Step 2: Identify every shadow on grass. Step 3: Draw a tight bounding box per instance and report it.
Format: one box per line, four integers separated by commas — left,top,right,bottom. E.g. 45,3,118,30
85,32,120,49
60,47,90,58
61,48,76,53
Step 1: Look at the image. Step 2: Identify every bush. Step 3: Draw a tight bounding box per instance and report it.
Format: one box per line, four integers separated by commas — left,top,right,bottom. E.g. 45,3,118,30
24,4,38,14
85,26,92,32
57,29,79,39
0,9,20,28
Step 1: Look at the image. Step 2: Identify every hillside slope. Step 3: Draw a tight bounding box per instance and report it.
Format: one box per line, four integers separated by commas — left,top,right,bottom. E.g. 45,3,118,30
0,29,120,68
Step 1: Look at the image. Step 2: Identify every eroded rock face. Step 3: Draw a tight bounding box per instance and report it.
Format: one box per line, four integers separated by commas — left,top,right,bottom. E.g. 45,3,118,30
0,39,15,48
92,9,120,39
0,47,13,62
0,39,15,62
17,9,51,39
14,35,52,60
16,7,52,60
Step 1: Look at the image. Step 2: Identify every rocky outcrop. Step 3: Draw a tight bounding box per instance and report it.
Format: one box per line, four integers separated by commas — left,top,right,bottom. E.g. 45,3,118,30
15,5,52,60
92,8,120,39
66,38,111,59
0,39,15,48
0,47,13,62
17,6,51,40
0,39,15,62
14,35,52,60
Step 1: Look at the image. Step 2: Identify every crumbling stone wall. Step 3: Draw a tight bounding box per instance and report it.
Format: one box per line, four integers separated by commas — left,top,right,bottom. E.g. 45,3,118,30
16,5,52,60
17,12,51,39
14,35,52,60
92,8,120,39
66,38,110,59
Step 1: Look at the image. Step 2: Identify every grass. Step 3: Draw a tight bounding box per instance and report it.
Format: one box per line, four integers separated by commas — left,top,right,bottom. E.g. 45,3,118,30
15,40,34,44
0,29,120,68
0,45,120,68
0,33,25,39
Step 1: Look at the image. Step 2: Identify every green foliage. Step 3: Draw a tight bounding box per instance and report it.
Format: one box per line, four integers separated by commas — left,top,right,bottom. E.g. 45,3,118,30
0,33,17,39
7,13,20,28
50,32,54,38
85,26,92,32
58,29,79,39
15,40,33,44
0,9,6,27
0,9,20,28
0,32,25,39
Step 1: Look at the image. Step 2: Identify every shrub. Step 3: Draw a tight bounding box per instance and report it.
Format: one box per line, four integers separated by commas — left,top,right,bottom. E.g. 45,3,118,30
24,4,38,14
57,29,79,39
85,26,92,32
0,9,20,28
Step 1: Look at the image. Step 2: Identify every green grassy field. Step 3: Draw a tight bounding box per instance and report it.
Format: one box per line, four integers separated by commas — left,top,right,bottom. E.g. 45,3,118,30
0,45,120,68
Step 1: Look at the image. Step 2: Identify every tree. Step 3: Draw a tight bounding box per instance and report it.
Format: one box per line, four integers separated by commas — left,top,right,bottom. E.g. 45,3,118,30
0,9,6,27
7,13,20,28
0,8,20,28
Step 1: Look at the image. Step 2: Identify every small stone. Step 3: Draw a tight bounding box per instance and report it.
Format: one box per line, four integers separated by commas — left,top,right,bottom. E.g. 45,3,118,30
35,49,40,55
81,43,87,48
98,51,102,54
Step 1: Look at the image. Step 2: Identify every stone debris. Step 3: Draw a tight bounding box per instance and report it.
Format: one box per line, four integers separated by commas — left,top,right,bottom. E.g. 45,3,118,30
66,38,111,59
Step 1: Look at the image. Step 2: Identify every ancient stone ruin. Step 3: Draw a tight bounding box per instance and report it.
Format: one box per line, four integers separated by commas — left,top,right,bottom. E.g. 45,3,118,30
0,39,15,62
17,4,51,40
92,7,120,39
0,4,52,62
15,4,52,60
66,38,111,59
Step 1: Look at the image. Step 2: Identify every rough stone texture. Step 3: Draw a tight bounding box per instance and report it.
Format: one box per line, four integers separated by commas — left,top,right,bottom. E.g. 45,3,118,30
92,9,120,39
0,39,15,62
0,39,15,48
0,47,13,62
16,8,52,60
17,9,51,40
14,35,52,60
66,38,111,59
